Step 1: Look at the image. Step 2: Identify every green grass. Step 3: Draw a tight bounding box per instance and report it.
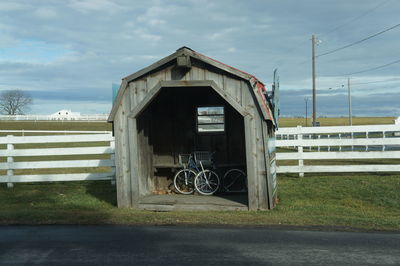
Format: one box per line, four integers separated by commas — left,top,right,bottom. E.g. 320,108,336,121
279,117,395,127
0,121,112,132
0,175,398,231
0,119,399,231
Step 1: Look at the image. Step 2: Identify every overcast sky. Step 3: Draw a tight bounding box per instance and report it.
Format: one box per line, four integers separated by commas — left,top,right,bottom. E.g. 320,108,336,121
0,0,399,117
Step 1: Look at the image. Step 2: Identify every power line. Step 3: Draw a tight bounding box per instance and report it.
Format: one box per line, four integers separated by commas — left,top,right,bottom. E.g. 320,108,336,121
320,0,392,37
321,78,400,92
344,58,400,76
321,58,400,77
275,1,393,69
317,23,400,58
351,77,400,85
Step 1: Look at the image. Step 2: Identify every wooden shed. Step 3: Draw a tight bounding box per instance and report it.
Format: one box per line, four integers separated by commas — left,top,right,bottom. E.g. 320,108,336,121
108,47,278,211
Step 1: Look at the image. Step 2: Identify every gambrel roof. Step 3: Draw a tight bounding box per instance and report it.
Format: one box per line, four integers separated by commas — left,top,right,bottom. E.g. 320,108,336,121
109,47,275,123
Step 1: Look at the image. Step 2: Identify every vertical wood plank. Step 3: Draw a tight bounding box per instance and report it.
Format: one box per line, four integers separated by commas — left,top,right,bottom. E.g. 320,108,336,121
110,140,116,186
190,66,205,80
137,79,147,104
241,81,254,112
128,117,140,207
123,91,133,206
205,70,223,88
114,110,125,206
297,126,304,177
129,82,137,111
225,76,242,105
244,113,258,210
147,71,163,92
255,115,268,210
115,91,132,207
7,136,14,188
263,122,276,209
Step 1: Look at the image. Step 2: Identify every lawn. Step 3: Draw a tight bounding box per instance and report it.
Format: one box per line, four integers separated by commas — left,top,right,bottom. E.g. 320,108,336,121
0,119,399,231
0,175,398,231
0,121,112,132
279,117,395,127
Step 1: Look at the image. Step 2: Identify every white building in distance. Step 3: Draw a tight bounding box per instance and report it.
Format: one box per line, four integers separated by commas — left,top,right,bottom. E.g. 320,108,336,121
49,109,81,120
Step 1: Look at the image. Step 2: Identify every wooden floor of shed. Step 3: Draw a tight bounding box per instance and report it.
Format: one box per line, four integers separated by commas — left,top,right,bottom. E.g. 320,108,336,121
138,194,248,211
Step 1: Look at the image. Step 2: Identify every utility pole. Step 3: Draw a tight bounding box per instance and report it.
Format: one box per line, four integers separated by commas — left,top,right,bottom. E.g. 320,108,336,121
304,97,309,127
311,35,317,126
348,77,352,126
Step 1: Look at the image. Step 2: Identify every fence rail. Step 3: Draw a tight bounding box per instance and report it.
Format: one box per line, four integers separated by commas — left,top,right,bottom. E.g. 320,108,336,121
276,125,400,175
0,133,115,185
0,130,111,136
2,124,400,185
0,114,108,121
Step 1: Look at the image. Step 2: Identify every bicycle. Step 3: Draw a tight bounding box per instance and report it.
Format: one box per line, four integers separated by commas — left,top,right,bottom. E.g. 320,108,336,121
175,152,244,196
193,151,220,196
221,168,247,193
173,154,198,194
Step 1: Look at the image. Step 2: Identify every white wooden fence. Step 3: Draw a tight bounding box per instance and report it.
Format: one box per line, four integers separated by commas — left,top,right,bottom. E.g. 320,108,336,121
0,133,115,186
275,124,400,175
0,130,111,136
2,124,400,185
0,114,109,121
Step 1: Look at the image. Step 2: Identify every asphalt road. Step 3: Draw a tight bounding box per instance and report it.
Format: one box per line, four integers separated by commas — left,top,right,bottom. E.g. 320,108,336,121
0,225,399,265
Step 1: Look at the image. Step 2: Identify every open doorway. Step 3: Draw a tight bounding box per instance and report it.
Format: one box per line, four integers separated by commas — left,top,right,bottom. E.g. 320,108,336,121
136,86,248,209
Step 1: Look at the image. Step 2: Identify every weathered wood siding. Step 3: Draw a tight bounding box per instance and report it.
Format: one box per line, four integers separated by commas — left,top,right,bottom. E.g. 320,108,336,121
114,89,132,207
113,57,273,210
125,61,250,114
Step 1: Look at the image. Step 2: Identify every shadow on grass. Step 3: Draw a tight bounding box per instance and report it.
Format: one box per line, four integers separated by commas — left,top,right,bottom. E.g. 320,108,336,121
85,180,117,206
0,181,118,225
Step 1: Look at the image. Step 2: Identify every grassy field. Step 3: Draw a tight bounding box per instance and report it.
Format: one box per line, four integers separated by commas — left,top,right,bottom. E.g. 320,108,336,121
0,121,112,132
0,175,398,231
0,117,394,131
279,117,395,127
0,119,399,231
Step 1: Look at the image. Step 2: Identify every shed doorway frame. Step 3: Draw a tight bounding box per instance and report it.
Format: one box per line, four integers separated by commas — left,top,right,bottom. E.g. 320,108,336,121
128,80,269,211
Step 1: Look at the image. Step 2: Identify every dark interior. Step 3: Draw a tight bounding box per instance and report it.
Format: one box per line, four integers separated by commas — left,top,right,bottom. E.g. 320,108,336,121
136,86,247,195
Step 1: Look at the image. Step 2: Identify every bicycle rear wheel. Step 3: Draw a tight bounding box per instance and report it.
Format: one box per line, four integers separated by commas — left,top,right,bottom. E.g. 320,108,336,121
194,170,220,196
174,169,196,194
223,169,246,192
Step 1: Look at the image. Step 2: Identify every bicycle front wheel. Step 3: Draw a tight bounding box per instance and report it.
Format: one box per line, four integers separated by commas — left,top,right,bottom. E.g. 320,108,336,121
174,169,197,194
223,169,246,192
194,170,220,196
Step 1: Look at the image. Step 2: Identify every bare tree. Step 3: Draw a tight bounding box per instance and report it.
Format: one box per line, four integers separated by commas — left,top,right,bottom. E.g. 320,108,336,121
0,90,33,115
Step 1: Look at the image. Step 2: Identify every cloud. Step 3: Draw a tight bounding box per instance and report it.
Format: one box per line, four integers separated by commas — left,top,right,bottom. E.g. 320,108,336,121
68,0,123,13
208,27,238,40
0,0,399,117
133,29,162,43
279,88,400,117
136,4,172,27
34,7,59,19
0,2,27,11
0,33,18,48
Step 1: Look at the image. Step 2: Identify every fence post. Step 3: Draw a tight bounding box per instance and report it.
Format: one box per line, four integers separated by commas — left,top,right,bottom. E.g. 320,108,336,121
328,134,330,152
317,135,321,152
110,139,116,186
6,135,14,188
351,132,354,151
382,131,386,151
297,126,304,177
